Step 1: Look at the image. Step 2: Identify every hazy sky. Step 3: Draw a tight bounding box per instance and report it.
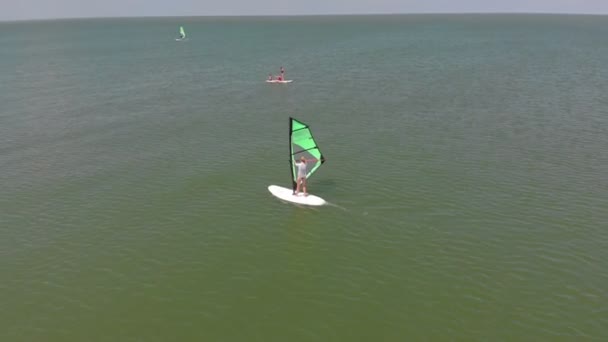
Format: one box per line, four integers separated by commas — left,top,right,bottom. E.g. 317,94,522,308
3,0,608,21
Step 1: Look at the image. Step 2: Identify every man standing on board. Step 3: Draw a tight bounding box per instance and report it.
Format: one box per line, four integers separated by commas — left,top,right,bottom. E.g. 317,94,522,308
293,156,318,196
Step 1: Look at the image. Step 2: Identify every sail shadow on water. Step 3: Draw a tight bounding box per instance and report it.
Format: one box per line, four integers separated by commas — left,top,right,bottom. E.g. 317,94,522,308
313,178,338,192
309,179,348,211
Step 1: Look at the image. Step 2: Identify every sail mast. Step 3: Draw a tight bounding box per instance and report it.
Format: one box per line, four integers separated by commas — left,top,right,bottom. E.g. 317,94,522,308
289,118,296,190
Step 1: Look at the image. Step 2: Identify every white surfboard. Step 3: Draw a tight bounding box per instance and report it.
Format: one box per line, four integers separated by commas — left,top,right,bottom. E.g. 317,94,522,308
266,80,293,84
268,185,326,206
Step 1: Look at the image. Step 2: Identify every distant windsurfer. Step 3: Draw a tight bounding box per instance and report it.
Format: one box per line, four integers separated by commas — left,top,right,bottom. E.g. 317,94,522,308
293,156,319,196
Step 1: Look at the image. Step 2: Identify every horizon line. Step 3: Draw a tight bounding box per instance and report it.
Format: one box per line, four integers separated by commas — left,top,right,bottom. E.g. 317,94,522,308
2,11,607,24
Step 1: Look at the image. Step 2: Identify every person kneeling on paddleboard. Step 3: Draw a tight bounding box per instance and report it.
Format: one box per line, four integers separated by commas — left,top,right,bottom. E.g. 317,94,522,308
294,156,319,196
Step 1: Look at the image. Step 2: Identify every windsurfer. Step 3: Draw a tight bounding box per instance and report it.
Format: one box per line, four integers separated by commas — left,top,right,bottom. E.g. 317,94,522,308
293,156,319,196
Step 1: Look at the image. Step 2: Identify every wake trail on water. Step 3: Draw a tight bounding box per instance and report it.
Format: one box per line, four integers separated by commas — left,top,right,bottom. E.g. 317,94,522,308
325,201,349,212
324,201,390,216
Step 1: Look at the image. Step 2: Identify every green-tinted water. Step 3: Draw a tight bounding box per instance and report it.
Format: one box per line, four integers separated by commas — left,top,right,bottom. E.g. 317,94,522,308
1,14,607,340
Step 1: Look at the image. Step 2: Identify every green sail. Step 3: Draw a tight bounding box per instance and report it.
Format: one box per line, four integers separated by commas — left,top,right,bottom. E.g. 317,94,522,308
179,26,186,38
289,117,325,190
